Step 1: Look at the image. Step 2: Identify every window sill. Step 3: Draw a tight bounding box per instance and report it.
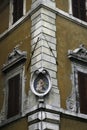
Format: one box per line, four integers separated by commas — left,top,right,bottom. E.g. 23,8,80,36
0,9,31,41
28,104,87,120
56,8,87,28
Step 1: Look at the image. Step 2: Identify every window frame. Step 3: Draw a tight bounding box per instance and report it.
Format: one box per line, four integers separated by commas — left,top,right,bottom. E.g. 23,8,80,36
9,0,26,27
71,63,87,114
0,47,27,125
4,65,24,122
67,45,87,116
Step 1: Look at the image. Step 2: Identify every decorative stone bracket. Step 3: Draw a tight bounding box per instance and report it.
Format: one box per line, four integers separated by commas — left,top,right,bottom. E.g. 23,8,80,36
68,44,87,64
2,46,27,73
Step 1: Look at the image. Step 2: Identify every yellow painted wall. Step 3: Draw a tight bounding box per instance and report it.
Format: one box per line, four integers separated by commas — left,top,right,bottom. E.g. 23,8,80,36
0,1,87,130
26,0,32,12
56,15,87,109
0,18,31,112
0,5,9,34
0,1,32,129
60,116,87,130
55,0,68,12
0,117,28,130
0,0,32,35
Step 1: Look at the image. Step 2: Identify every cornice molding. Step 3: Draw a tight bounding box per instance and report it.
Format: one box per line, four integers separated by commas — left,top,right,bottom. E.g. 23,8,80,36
0,2,87,41
68,44,87,64
2,47,27,73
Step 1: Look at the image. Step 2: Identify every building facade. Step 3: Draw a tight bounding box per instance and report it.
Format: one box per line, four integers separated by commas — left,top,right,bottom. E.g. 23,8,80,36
0,0,87,130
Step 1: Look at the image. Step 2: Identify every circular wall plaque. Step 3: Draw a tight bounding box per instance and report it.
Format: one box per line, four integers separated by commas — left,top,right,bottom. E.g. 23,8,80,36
30,69,51,97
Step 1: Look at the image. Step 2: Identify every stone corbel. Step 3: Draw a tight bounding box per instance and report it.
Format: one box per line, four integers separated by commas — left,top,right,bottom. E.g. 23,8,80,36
66,87,77,112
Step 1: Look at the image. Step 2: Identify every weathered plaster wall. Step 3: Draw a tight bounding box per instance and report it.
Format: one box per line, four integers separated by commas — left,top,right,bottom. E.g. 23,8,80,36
0,5,9,34
0,0,32,35
0,19,31,111
0,118,28,130
26,0,32,12
55,0,69,12
60,116,87,130
56,15,87,109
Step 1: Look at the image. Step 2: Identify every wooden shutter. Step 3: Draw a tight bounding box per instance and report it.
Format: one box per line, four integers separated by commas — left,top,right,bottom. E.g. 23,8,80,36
13,0,18,23
13,0,23,23
72,0,79,18
7,74,20,118
17,0,23,19
78,72,87,114
72,0,86,21
79,0,86,21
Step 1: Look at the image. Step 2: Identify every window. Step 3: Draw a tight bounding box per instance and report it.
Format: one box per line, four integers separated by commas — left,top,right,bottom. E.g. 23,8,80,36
9,0,26,26
7,74,21,118
72,0,87,21
0,47,27,124
5,66,24,121
13,0,23,23
66,45,87,115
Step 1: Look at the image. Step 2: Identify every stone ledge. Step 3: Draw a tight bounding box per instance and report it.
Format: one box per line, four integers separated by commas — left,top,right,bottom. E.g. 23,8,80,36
29,121,59,130
28,111,60,124
0,0,87,40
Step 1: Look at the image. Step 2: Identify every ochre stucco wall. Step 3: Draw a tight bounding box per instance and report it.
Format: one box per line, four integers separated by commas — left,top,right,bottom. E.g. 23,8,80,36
60,116,87,130
0,5,9,34
0,0,32,35
56,15,87,109
55,0,68,12
0,19,31,111
0,118,28,130
0,1,32,129
26,0,32,12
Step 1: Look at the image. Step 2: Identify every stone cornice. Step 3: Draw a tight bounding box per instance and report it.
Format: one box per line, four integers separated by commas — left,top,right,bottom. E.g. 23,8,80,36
68,44,87,64
0,1,87,41
27,104,87,120
2,47,27,73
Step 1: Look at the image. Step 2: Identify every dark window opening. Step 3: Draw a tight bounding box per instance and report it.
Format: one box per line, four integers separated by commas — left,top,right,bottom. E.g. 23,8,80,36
13,0,23,23
7,74,20,118
72,0,87,22
78,72,87,114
